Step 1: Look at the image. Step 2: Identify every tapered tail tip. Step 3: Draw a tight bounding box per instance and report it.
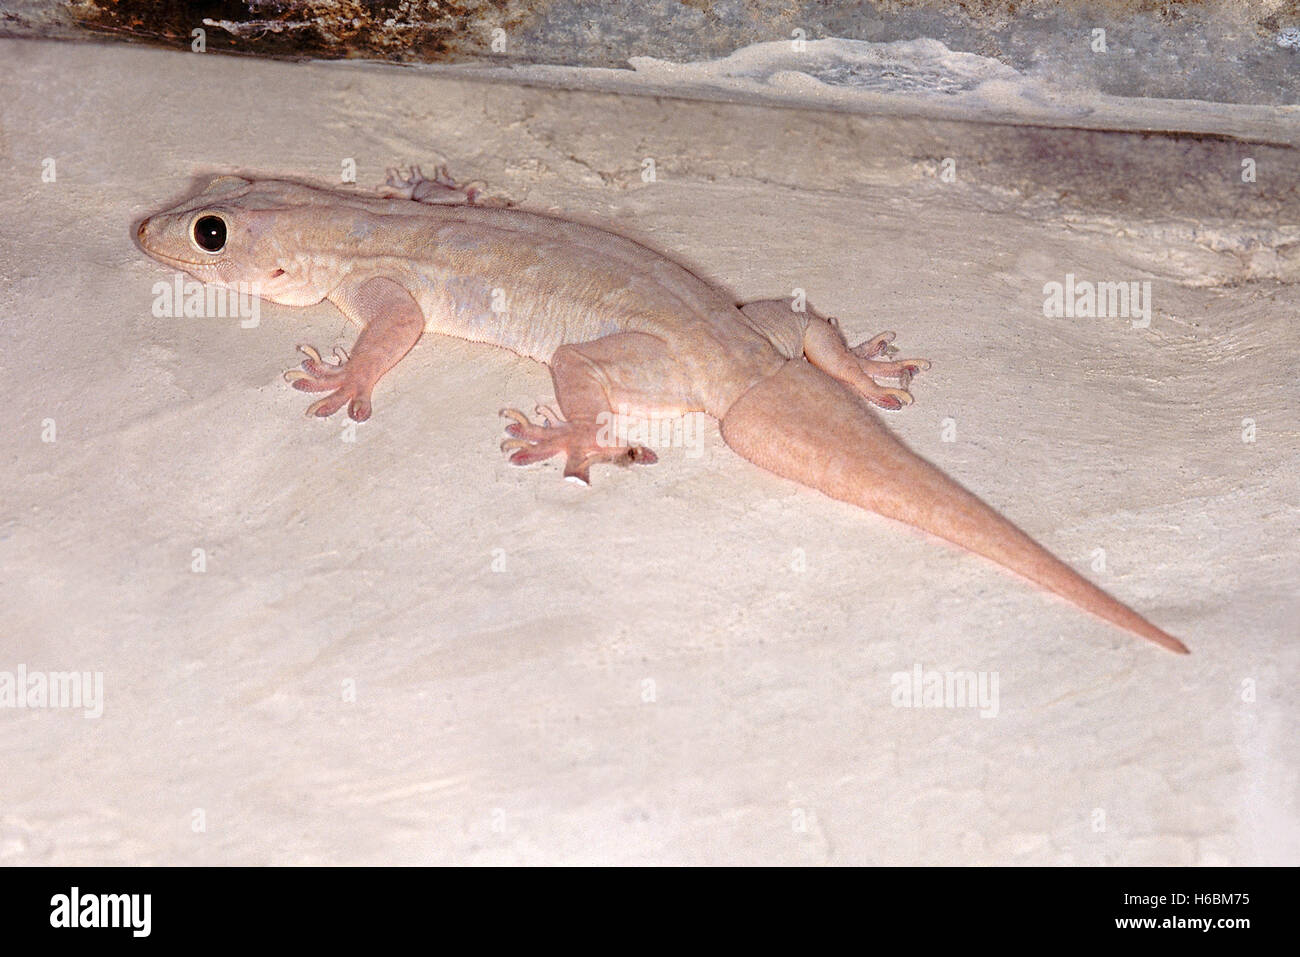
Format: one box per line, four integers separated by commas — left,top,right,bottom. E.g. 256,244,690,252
1153,631,1191,655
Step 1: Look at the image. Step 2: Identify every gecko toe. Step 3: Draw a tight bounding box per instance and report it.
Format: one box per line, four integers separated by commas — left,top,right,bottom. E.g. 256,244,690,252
294,342,349,380
498,404,650,480
289,374,341,394
852,331,896,359
306,394,346,417
534,403,565,425
508,447,552,466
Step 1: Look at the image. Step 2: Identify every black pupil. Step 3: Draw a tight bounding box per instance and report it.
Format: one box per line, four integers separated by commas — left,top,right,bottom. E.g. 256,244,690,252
194,216,226,252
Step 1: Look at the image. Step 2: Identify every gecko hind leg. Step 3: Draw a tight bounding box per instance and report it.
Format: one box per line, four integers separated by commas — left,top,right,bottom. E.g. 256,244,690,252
805,314,930,411
500,333,695,485
847,327,931,379
737,299,929,411
376,164,509,207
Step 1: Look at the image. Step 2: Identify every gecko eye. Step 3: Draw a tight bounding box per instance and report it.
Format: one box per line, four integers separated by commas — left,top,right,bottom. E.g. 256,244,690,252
192,215,227,253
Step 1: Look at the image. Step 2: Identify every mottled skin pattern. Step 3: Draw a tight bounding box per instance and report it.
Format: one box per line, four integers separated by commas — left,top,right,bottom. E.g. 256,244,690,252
137,169,1188,654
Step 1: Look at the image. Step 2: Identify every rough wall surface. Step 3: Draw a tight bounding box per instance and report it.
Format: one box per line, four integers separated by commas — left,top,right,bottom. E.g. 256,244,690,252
2,1,1298,104
0,37,1296,864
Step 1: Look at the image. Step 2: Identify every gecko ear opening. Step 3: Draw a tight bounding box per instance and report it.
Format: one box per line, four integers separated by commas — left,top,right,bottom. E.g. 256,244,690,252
201,175,251,196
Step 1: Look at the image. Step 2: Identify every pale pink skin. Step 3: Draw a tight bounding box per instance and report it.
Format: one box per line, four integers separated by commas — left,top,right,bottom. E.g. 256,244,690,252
136,168,1188,654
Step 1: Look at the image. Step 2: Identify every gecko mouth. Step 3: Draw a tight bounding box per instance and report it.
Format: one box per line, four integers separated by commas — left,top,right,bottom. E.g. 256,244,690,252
136,236,216,268
145,250,213,268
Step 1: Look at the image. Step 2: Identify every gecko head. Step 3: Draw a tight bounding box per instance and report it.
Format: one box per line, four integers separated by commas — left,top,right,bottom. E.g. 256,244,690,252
136,175,333,307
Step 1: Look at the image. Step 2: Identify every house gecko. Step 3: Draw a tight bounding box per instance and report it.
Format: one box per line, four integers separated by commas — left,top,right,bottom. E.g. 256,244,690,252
136,167,1189,654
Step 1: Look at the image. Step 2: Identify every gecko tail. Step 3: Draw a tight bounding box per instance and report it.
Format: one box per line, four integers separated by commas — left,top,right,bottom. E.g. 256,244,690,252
719,360,1189,654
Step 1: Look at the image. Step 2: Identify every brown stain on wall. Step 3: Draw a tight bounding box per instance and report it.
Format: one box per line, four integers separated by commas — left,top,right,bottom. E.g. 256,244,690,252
66,0,550,61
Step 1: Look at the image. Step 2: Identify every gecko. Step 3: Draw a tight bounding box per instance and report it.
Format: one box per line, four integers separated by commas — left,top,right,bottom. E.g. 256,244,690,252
136,166,1189,654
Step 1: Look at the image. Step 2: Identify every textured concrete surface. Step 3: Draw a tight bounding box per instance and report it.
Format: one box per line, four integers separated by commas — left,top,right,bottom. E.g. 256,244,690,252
0,38,1296,864
2,1,1298,103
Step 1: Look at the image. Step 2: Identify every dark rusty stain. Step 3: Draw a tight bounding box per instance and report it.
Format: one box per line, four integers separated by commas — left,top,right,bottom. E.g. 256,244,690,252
68,1,544,62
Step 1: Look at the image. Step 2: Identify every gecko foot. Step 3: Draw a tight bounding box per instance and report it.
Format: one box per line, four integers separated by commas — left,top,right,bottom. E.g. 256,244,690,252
283,344,375,422
499,406,657,485
847,330,930,410
377,164,508,207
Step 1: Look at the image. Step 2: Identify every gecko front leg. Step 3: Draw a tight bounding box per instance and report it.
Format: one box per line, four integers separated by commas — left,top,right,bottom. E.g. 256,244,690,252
282,276,424,421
